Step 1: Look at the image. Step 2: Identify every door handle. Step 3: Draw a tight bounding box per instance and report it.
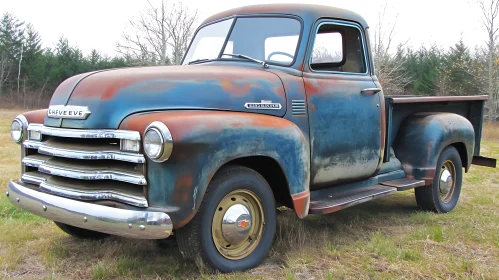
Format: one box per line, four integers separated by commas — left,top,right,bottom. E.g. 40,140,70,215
361,88,382,95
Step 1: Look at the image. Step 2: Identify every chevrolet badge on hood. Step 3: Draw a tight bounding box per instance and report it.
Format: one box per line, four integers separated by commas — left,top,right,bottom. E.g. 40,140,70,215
244,100,282,110
47,105,91,119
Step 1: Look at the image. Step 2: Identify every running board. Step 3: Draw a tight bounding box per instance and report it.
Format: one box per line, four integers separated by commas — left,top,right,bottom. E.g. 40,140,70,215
379,178,425,191
309,185,396,215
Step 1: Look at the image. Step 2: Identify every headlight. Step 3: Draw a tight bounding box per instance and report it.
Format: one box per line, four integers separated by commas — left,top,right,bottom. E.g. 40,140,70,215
10,115,27,143
143,121,173,162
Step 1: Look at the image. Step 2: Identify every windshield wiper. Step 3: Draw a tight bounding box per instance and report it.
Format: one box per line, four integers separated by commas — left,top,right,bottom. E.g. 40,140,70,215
222,54,268,68
187,58,211,65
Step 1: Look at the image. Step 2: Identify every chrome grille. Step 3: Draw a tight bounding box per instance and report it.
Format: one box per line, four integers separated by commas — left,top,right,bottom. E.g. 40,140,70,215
20,124,148,208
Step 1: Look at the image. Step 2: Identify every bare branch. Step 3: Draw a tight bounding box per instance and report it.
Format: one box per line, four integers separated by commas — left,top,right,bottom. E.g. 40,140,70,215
116,0,198,65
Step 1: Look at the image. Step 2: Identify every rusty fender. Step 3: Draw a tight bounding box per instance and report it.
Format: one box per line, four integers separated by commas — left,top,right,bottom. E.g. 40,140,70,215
120,111,311,228
394,113,474,185
20,109,47,124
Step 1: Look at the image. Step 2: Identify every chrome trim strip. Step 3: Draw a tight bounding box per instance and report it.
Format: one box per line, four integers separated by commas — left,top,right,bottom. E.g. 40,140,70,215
22,157,46,168
7,181,170,239
21,173,47,185
23,140,42,149
39,181,149,208
38,163,147,185
28,123,141,141
38,144,146,164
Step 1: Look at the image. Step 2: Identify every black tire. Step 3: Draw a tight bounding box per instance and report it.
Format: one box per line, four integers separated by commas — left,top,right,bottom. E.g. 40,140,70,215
176,165,276,273
415,146,463,213
54,222,110,240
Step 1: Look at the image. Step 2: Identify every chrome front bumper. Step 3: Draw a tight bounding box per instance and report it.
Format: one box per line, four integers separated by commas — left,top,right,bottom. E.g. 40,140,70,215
6,181,173,239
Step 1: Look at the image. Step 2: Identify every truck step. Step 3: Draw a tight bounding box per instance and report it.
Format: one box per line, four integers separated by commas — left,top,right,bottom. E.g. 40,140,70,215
379,178,425,191
308,185,396,215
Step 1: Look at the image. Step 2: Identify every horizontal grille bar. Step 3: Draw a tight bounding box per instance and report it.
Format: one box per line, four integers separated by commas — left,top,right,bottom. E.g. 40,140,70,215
39,182,148,208
23,141,146,163
28,123,141,141
23,140,42,150
22,154,51,167
38,162,147,185
21,171,49,185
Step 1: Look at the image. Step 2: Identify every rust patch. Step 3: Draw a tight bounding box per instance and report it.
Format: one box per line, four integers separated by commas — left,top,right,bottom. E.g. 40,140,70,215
291,190,310,219
304,80,320,95
220,79,251,97
23,109,47,124
69,65,284,101
171,174,194,206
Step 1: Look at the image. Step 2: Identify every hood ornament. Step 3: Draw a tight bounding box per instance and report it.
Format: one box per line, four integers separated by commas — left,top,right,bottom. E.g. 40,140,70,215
47,105,91,120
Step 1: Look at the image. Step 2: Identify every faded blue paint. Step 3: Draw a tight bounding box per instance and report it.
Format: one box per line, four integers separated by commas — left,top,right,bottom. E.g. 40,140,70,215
44,66,287,129
394,113,475,181
304,73,382,189
119,111,310,228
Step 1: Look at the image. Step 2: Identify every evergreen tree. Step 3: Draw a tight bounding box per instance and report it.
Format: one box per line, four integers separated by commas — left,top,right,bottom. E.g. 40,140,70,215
0,12,25,94
405,46,442,96
441,39,480,96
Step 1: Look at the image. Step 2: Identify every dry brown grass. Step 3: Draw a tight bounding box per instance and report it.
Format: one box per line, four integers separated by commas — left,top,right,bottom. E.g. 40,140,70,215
0,110,498,279
483,122,499,141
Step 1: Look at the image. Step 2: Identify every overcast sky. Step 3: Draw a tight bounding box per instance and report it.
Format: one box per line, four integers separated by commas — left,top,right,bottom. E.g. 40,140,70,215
0,0,487,56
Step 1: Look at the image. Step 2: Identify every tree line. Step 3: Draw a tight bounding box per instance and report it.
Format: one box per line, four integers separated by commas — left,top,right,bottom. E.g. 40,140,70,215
0,0,498,120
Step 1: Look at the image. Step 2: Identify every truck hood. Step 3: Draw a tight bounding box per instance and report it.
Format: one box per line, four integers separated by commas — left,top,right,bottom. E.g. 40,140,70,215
45,65,286,129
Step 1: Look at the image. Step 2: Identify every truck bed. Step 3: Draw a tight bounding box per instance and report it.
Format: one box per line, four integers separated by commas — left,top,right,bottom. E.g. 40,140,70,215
384,95,489,163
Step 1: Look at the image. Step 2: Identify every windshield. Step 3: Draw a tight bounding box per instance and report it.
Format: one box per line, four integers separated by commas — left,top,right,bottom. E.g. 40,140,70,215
183,17,301,66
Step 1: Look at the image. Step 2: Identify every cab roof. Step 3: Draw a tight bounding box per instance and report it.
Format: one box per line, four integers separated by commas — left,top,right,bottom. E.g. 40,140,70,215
201,4,369,29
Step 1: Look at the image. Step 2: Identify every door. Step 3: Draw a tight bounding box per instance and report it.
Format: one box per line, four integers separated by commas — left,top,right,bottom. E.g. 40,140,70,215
304,20,382,188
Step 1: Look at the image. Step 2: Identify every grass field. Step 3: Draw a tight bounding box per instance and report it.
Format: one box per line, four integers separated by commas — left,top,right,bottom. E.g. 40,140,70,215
0,109,498,279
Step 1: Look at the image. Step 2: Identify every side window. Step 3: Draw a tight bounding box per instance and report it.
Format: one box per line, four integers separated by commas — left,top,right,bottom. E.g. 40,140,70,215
311,32,343,64
310,23,366,74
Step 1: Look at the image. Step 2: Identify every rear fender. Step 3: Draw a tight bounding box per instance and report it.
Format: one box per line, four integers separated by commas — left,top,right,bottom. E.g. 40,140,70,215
120,111,310,228
394,113,474,185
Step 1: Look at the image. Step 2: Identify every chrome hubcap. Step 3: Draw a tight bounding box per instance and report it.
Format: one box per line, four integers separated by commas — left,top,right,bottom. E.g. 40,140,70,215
439,160,456,203
439,169,453,195
221,204,252,244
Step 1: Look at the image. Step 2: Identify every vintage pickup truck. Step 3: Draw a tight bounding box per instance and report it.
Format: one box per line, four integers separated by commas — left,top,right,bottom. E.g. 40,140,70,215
6,4,497,272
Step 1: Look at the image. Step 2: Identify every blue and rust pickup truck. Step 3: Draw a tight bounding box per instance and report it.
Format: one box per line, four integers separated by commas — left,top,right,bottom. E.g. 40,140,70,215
6,4,497,272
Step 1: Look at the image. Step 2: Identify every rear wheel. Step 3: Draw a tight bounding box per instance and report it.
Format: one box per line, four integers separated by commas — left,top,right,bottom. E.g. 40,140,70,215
415,146,463,213
176,165,276,272
54,222,110,239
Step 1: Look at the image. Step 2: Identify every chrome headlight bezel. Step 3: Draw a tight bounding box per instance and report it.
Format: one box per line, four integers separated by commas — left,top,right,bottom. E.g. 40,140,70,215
11,115,28,144
143,121,173,162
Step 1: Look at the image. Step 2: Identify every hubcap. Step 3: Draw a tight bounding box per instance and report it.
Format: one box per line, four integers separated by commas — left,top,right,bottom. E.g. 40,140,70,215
439,160,456,203
221,204,252,244
212,190,264,260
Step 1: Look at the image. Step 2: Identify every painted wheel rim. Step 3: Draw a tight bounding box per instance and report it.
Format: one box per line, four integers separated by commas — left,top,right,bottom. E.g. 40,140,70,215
439,160,456,203
212,190,264,260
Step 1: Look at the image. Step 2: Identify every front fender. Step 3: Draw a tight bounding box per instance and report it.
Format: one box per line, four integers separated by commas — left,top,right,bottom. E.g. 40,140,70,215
120,111,310,228
394,113,474,184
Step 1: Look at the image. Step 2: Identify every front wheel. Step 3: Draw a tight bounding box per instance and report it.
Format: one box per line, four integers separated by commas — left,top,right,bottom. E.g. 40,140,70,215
415,146,463,213
176,165,276,272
